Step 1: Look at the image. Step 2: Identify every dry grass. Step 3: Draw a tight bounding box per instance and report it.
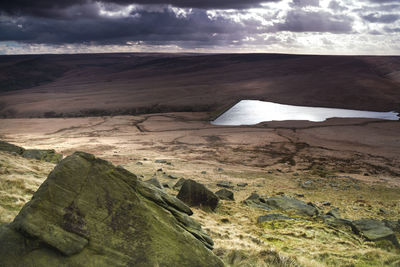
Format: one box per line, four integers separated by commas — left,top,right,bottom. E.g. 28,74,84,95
0,151,54,224
0,149,399,266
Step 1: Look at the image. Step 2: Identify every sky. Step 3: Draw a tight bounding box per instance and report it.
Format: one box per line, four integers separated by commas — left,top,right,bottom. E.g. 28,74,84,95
0,0,399,55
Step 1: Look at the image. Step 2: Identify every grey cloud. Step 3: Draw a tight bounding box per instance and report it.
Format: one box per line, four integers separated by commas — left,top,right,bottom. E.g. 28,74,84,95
290,0,320,8
273,10,353,33
362,13,400,23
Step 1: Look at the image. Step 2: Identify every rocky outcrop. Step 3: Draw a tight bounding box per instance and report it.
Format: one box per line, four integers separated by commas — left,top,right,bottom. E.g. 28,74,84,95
22,149,63,163
0,152,223,266
0,140,24,154
215,189,234,201
350,219,400,248
0,140,62,163
145,177,163,189
244,194,318,217
177,179,219,211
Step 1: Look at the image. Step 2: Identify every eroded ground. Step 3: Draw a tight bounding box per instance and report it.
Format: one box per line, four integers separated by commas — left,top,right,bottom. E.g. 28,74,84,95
0,113,399,266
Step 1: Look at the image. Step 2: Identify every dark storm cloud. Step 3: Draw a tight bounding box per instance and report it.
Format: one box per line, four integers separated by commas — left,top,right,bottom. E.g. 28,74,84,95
0,8,256,45
362,13,400,23
273,10,353,33
0,0,281,16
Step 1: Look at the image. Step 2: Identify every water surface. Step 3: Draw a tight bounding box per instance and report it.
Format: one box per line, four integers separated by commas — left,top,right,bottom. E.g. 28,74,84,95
211,100,399,126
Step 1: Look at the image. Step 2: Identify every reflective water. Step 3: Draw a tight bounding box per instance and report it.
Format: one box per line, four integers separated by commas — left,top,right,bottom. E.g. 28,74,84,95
211,100,399,126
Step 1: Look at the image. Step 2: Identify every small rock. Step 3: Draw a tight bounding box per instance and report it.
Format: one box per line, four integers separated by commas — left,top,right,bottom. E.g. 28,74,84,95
322,201,331,206
237,183,248,187
217,168,224,172
201,171,207,174
293,173,299,176
155,160,168,164
143,158,148,161
276,169,282,172
378,208,388,215
221,218,230,223
295,193,304,198
216,181,234,189
363,173,369,176
215,189,234,201
267,171,273,174
136,162,143,165
167,174,178,179
162,182,174,189
157,168,163,172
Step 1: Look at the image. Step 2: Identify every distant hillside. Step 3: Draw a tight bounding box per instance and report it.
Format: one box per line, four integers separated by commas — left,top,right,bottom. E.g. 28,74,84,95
0,53,399,118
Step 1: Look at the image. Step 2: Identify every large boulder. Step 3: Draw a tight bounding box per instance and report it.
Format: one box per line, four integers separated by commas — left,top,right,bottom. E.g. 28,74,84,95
0,152,223,266
351,219,400,248
177,179,219,211
22,149,63,163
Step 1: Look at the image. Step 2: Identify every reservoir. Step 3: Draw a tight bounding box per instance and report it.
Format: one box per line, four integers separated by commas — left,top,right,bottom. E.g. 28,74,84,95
211,100,399,126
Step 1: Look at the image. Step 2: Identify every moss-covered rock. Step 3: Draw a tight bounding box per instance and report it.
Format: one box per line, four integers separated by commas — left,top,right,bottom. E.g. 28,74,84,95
22,149,63,163
351,219,400,248
0,152,223,266
0,140,24,155
0,140,62,163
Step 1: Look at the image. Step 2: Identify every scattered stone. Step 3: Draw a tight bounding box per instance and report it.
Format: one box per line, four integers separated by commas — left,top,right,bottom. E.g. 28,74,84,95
167,174,178,179
145,177,164,189
217,168,224,172
201,171,207,174
177,179,219,211
295,193,304,198
215,189,234,201
293,172,299,176
221,218,230,223
162,182,174,189
351,219,399,247
216,181,234,189
166,162,173,166
173,178,187,190
155,159,170,164
364,173,369,176
143,158,148,161
267,170,273,174
378,208,388,215
276,169,282,172
0,152,223,266
257,213,299,223
322,201,331,206
157,168,163,172
237,183,248,187
136,161,143,165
